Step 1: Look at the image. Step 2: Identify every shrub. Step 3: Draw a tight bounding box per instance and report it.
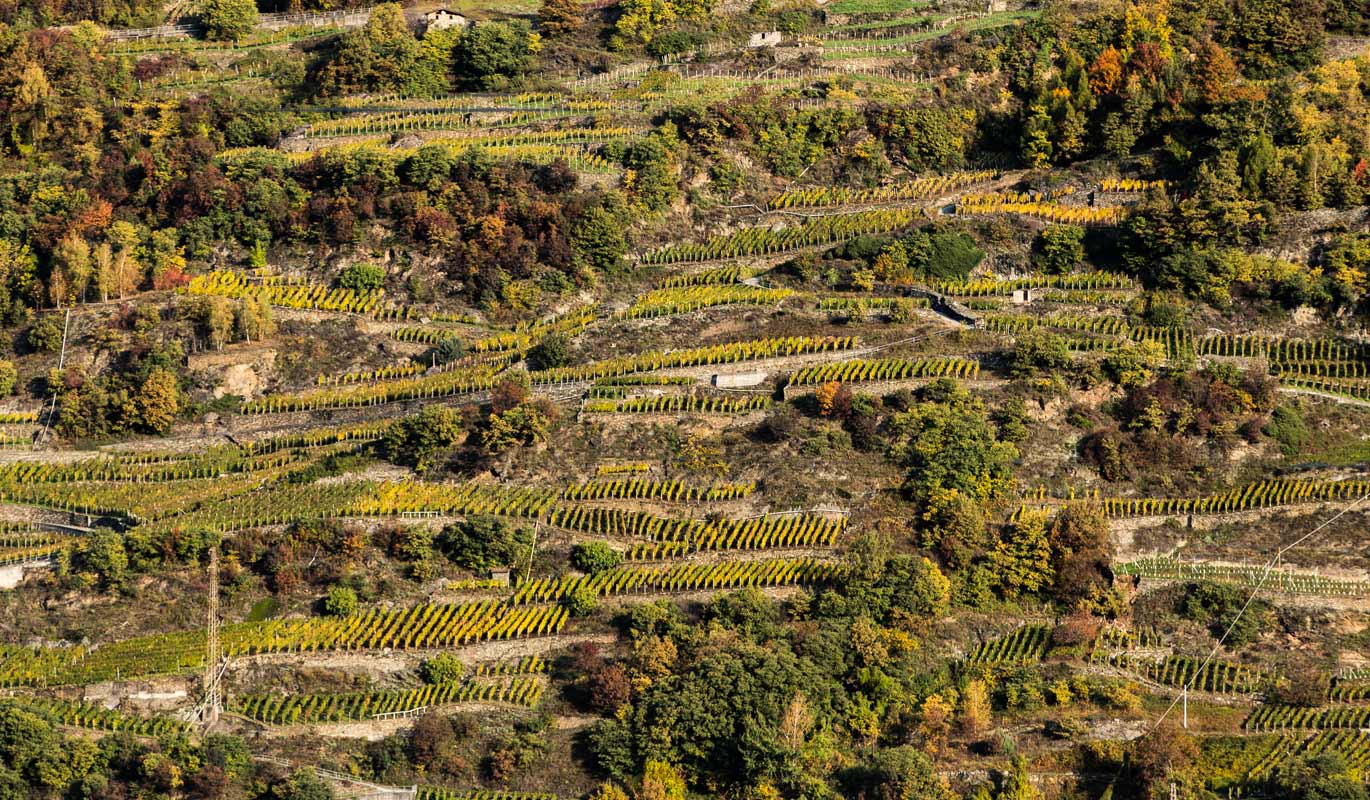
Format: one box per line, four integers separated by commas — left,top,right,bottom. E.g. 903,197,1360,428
0,360,16,395
528,333,572,370
27,316,63,353
337,263,385,292
202,0,258,41
1263,405,1308,456
1033,225,1086,274
436,516,532,572
420,652,465,685
570,541,622,575
563,585,598,616
323,585,359,617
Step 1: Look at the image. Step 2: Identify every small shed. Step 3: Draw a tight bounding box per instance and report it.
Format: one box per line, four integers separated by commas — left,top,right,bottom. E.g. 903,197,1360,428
423,9,470,31
1011,288,1036,305
747,30,783,48
489,567,512,587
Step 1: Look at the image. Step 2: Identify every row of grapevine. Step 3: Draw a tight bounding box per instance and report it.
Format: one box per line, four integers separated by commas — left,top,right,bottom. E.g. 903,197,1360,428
0,411,39,424
766,170,997,209
232,677,544,724
1296,731,1370,771
0,696,189,737
418,788,557,800
595,375,694,386
1278,375,1370,402
0,447,307,485
1111,653,1265,694
1115,557,1370,598
937,272,1137,297
530,335,859,384
544,506,845,550
0,539,73,565
1245,705,1370,731
1087,625,1164,661
316,362,425,386
965,625,1051,665
1041,289,1135,305
350,481,558,520
618,285,795,319
219,142,617,175
789,356,980,385
954,198,1125,226
981,312,1131,337
641,208,923,265
1094,477,1370,518
305,108,596,138
595,462,651,475
817,296,929,314
656,265,757,288
184,270,406,318
0,601,570,688
510,556,840,604
1197,334,1365,362
564,479,755,502
391,326,466,345
1274,361,1370,380
1100,178,1166,192
242,366,502,414
470,656,549,677
583,395,772,414
1330,682,1370,702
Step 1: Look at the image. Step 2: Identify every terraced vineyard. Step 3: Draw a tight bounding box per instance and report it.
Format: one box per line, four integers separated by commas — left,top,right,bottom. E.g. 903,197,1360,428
965,625,1051,666
232,676,545,724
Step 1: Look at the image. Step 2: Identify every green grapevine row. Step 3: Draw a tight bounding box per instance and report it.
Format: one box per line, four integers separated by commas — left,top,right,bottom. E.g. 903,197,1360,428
1111,653,1265,694
1093,478,1370,518
529,335,859,384
789,356,979,386
656,265,757,288
1245,704,1370,731
618,285,794,318
232,676,544,724
766,170,996,209
0,696,189,737
0,601,569,688
544,506,845,550
817,296,929,314
1115,557,1369,598
417,788,556,800
641,208,923,265
1330,682,1370,702
510,556,840,604
564,479,755,502
965,624,1050,665
936,272,1136,297
470,656,549,677
582,395,772,414
595,462,651,475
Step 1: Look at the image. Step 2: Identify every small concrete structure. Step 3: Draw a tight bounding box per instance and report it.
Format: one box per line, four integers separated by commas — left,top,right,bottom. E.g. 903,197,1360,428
1011,288,1035,305
712,371,768,388
0,558,54,590
423,9,469,31
748,30,783,48
489,567,511,587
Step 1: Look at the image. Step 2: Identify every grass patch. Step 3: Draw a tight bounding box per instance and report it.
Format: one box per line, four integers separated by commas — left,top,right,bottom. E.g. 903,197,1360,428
828,0,929,13
246,597,280,622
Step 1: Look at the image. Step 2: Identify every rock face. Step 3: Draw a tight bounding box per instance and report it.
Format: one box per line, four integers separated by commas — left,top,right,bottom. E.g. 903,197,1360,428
217,363,263,399
189,347,277,400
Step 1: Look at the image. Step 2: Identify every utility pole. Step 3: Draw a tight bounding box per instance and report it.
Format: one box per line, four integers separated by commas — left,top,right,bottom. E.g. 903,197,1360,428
1182,686,1188,729
202,545,221,728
